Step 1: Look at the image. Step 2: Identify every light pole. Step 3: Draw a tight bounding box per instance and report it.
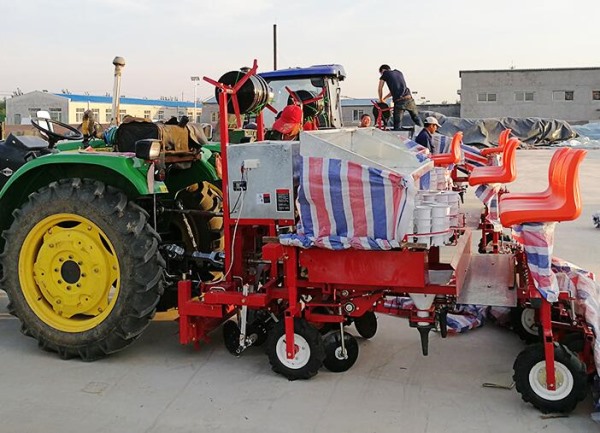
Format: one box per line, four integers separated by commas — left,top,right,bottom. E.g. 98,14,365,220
191,76,200,122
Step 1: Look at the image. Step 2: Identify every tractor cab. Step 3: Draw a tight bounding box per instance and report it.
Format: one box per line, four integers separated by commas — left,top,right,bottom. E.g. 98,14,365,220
259,64,346,130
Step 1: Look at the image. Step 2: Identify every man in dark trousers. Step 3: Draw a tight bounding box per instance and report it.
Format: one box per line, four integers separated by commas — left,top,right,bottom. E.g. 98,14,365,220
378,64,423,130
415,116,442,153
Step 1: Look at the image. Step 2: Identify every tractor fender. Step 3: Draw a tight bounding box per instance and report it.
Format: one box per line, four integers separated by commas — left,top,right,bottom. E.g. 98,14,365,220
0,152,162,237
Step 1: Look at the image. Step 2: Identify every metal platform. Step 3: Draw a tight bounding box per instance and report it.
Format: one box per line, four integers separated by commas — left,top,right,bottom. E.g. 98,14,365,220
457,253,517,307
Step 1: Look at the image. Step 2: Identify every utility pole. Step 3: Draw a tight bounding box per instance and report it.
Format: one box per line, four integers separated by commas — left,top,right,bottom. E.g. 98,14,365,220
273,24,277,71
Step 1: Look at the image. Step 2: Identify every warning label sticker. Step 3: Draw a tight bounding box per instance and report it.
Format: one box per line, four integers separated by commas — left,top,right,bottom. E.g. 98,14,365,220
276,189,291,212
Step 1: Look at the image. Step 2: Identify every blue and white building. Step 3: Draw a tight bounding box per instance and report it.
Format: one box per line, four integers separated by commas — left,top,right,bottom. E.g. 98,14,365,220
6,91,201,125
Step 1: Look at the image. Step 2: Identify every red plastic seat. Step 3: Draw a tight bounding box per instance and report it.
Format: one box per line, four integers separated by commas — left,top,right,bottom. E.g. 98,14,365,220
501,147,570,202
499,149,586,227
468,137,520,186
431,131,462,167
481,128,512,157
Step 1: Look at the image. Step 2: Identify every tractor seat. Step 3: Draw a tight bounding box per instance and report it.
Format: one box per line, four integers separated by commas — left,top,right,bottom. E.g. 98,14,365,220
480,128,511,157
431,131,462,167
468,137,519,186
500,147,570,203
498,149,586,227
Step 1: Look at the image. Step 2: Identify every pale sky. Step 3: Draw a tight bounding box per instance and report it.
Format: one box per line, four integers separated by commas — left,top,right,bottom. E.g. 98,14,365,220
1,0,598,104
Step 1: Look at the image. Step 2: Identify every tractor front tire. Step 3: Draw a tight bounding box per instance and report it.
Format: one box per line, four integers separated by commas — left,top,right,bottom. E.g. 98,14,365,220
0,178,164,361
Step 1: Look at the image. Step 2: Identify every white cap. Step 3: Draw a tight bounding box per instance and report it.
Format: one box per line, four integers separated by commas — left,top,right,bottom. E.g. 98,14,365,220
424,116,441,127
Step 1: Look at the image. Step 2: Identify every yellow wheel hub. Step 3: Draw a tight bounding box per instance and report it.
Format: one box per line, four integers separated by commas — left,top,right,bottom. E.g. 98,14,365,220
19,213,120,333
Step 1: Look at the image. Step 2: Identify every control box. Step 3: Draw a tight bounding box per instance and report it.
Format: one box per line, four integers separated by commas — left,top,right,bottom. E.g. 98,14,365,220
226,141,299,220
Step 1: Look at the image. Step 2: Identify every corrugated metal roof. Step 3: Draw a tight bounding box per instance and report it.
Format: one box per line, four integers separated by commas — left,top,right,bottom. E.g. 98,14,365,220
52,93,200,108
459,67,600,77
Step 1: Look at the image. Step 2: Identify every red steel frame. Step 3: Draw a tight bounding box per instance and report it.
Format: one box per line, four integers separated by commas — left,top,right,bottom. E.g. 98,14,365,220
177,60,594,390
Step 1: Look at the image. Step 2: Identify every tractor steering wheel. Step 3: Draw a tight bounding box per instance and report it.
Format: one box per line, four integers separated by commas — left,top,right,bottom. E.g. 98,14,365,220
30,117,84,148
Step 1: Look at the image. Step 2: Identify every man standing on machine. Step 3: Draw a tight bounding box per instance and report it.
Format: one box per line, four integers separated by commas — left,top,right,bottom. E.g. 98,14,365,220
378,64,423,130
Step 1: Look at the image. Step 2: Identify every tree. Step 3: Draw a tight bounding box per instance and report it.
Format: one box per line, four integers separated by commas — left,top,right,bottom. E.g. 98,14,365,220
0,98,6,122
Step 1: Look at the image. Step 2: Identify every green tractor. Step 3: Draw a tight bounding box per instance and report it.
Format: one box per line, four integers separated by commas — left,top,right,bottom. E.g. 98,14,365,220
0,59,347,360
0,112,224,360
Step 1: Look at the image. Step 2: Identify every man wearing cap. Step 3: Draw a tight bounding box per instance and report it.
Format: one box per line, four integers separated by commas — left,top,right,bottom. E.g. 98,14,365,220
378,64,423,131
414,116,442,153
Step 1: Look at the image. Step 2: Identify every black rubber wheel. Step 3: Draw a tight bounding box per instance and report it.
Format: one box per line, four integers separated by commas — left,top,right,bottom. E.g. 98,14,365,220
266,318,325,380
323,331,359,373
223,320,241,355
511,306,540,343
247,320,269,347
353,311,377,339
513,343,587,413
0,178,164,361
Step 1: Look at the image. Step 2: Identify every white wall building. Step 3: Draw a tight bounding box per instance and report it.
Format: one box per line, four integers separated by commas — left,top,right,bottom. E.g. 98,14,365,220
459,67,600,122
6,91,202,125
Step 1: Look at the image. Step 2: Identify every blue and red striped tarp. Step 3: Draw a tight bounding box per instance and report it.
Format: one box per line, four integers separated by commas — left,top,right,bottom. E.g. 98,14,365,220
279,156,415,250
512,222,559,302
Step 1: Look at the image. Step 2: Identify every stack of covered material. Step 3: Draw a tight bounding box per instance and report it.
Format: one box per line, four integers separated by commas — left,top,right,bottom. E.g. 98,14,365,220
279,128,431,250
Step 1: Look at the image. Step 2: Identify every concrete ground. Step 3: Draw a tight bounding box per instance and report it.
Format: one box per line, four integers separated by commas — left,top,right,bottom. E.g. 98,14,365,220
0,149,599,433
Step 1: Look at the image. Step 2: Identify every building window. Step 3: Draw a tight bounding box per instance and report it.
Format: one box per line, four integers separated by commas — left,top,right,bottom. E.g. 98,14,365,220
553,90,574,101
49,108,62,122
119,109,127,122
210,112,218,122
157,110,164,121
593,90,600,101
92,109,100,122
477,92,496,102
352,109,365,122
105,109,112,123
144,110,151,120
14,114,21,124
515,91,534,102
75,108,85,122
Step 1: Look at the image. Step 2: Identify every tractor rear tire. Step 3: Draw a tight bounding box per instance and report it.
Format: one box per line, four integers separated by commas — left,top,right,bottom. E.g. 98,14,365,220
0,178,164,361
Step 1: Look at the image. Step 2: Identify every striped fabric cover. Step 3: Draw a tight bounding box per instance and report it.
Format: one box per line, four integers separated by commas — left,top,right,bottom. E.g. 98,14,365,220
512,223,559,302
550,257,600,384
279,156,415,250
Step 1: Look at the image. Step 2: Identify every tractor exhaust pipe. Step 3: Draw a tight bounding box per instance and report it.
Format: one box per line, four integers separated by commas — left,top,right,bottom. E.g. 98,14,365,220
111,56,126,126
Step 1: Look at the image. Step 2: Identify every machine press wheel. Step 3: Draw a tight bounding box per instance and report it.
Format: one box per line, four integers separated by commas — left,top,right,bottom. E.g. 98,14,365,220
511,306,540,343
513,343,587,413
266,318,325,380
323,331,359,373
353,311,377,339
223,320,241,355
